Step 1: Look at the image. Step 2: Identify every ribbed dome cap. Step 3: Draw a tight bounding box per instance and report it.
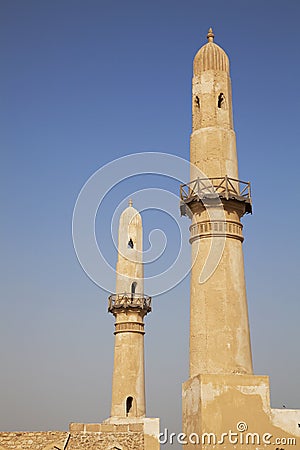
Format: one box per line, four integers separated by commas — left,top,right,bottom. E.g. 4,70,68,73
193,28,229,74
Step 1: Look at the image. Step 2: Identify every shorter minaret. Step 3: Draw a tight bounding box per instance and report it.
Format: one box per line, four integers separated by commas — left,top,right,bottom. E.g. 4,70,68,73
70,200,160,449
108,200,151,419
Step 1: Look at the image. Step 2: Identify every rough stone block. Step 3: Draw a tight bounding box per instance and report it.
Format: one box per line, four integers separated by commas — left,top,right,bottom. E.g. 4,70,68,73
69,423,84,432
129,423,144,432
99,424,116,432
114,424,129,432
85,424,101,432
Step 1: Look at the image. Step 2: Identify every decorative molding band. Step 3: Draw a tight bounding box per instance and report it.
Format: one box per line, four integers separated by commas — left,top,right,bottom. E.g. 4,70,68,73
190,219,244,243
114,321,145,335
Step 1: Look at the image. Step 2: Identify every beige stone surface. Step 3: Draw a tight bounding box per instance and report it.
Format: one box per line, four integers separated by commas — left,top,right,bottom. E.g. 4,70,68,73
182,374,300,449
110,202,147,418
0,431,69,450
67,428,143,450
66,204,160,449
182,28,300,449
189,30,252,377
0,424,160,450
116,202,143,295
189,201,253,376
68,419,160,450
104,202,160,448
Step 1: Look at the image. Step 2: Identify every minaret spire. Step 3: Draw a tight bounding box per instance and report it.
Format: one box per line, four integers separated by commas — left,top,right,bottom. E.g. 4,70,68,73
108,202,151,418
182,30,300,450
101,200,160,445
181,30,253,377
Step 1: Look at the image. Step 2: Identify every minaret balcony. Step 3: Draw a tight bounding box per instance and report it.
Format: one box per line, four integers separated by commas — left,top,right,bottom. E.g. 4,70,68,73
108,293,152,314
180,175,252,215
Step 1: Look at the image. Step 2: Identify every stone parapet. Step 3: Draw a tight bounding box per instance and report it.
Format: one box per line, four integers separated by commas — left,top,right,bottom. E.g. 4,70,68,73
69,418,160,450
0,431,69,450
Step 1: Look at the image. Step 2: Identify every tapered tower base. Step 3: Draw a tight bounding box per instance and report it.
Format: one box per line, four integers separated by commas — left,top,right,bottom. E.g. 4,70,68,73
182,374,300,449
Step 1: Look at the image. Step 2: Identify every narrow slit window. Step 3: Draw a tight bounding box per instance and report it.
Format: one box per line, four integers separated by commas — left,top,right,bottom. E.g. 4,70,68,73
127,238,134,249
126,396,133,416
131,282,137,294
195,95,200,108
218,93,225,109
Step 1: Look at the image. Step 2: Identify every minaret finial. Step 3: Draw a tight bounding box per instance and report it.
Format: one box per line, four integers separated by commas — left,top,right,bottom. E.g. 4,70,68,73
207,27,214,43
128,199,133,207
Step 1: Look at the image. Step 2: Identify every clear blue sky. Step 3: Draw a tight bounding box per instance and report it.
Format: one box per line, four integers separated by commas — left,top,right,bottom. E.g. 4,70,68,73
1,0,300,445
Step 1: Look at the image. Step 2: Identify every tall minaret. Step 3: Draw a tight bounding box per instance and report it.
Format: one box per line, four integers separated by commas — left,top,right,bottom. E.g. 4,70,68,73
181,30,300,450
181,28,253,377
108,200,151,419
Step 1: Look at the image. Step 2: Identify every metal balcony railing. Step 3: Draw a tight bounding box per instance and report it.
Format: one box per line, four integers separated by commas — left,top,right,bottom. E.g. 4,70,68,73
180,175,252,214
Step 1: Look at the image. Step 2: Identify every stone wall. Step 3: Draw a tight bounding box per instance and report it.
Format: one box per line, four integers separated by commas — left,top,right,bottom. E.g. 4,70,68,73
68,423,144,450
0,426,144,450
0,419,160,450
0,431,69,450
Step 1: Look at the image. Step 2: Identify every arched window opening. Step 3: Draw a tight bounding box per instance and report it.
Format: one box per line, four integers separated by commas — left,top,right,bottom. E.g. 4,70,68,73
127,238,134,249
126,396,133,416
218,93,225,109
